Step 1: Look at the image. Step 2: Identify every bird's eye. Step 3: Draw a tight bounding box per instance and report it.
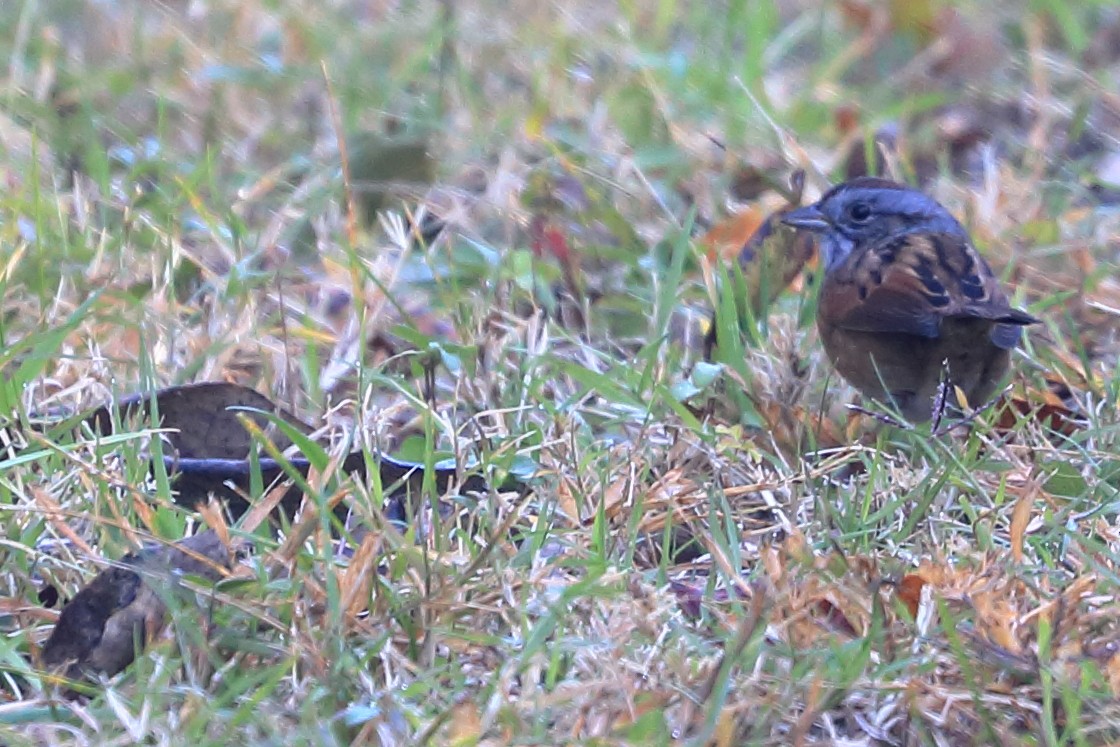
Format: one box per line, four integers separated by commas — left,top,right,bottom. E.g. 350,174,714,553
847,202,872,223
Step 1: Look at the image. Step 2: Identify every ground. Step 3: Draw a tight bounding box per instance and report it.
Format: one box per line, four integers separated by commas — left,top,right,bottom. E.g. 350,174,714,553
1,0,1120,744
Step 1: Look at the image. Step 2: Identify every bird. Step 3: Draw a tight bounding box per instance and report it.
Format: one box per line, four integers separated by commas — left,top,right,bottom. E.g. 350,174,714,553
781,177,1038,423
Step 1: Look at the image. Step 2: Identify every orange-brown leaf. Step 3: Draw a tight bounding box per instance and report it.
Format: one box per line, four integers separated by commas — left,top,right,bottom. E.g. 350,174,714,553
1009,487,1035,563
702,208,767,263
897,573,927,618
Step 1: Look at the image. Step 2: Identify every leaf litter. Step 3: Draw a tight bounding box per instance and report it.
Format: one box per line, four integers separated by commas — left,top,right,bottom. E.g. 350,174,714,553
3,1,1120,744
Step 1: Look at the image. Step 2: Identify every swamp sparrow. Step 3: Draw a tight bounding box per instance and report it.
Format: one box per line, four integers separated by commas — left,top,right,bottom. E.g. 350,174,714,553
782,177,1037,423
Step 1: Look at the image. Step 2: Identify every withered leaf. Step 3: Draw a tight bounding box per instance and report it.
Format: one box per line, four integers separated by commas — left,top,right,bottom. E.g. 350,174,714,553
89,381,312,460
40,531,231,688
83,382,494,519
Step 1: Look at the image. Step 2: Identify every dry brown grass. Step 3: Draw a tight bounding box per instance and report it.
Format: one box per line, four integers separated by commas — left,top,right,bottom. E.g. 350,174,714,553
2,0,1120,744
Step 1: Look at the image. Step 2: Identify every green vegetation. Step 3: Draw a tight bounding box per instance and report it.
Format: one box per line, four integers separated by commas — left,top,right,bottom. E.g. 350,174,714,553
1,0,1119,743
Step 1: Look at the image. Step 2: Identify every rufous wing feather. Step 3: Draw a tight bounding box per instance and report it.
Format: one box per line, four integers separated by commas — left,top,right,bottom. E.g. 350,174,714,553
822,232,1035,340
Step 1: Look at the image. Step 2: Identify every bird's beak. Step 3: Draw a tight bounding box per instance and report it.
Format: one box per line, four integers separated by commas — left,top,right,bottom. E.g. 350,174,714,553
781,204,830,232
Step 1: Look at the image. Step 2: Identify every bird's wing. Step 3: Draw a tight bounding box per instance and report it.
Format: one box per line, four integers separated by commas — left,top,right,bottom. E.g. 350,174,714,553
820,232,1037,341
